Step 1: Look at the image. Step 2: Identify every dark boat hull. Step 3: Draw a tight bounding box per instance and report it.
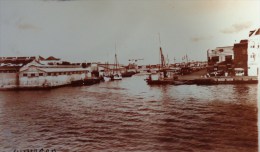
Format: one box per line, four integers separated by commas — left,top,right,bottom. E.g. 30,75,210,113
146,79,173,85
122,72,135,77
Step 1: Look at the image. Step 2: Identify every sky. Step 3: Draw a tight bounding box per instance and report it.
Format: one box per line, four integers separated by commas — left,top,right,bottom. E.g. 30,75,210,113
0,0,260,65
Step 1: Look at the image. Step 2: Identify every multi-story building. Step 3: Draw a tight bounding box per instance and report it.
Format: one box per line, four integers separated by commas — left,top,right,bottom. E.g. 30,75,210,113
207,46,234,65
247,28,260,76
233,39,248,75
207,46,234,72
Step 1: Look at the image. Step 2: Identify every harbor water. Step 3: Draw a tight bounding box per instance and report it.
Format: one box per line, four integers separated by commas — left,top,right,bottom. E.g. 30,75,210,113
0,75,258,151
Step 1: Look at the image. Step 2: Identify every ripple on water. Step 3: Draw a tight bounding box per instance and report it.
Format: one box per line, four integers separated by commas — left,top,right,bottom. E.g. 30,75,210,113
0,76,257,151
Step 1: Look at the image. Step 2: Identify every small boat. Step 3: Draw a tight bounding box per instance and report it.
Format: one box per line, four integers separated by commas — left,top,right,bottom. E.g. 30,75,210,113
112,73,122,80
103,76,111,82
111,42,122,81
102,61,112,82
145,72,176,85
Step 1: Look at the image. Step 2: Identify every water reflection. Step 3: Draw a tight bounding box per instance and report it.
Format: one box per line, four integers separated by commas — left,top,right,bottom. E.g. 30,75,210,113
0,76,258,151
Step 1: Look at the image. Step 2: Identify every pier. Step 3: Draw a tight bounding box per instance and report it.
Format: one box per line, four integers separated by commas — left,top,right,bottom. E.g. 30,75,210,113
176,69,258,85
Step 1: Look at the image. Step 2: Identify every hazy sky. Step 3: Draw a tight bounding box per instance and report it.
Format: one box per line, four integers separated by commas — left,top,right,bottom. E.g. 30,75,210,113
0,0,259,65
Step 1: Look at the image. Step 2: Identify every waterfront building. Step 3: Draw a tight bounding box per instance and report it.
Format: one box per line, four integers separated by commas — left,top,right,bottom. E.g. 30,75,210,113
0,56,89,89
0,57,36,88
19,60,87,88
233,39,248,76
247,28,260,76
207,46,234,73
207,46,234,65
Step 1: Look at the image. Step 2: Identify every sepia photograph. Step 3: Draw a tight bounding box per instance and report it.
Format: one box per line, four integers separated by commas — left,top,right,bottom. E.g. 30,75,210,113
0,0,259,151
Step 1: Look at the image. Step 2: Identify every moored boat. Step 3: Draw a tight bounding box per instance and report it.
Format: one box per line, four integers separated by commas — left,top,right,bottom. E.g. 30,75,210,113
103,75,111,82
112,73,122,80
145,36,177,85
122,71,135,77
111,42,123,81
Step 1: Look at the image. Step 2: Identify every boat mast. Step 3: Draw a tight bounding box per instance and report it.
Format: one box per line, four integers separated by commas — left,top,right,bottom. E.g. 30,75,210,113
158,33,165,69
114,41,119,74
105,51,109,75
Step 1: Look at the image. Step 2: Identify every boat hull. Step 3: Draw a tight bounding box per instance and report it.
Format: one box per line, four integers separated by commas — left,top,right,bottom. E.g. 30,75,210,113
111,74,122,80
146,79,173,85
103,76,111,82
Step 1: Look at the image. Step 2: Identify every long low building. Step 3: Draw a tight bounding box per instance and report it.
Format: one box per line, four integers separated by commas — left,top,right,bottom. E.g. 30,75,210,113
0,56,90,89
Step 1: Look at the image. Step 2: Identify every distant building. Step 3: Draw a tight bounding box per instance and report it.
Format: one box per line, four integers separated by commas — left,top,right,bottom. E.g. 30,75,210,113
0,56,36,65
98,63,126,76
233,39,248,75
247,28,260,76
207,46,234,65
39,56,62,65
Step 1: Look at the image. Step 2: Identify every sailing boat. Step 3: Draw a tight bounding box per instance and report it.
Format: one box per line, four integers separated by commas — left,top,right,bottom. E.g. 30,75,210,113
112,53,122,80
103,61,111,82
112,42,122,80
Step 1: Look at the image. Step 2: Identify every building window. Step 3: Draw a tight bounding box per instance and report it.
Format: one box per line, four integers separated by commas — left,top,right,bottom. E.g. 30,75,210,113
225,55,232,62
212,56,219,62
48,73,51,76
39,73,44,76
31,73,36,77
23,73,28,77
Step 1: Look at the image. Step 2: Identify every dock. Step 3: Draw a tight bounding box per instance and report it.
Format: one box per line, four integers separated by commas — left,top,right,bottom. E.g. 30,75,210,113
177,69,258,85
